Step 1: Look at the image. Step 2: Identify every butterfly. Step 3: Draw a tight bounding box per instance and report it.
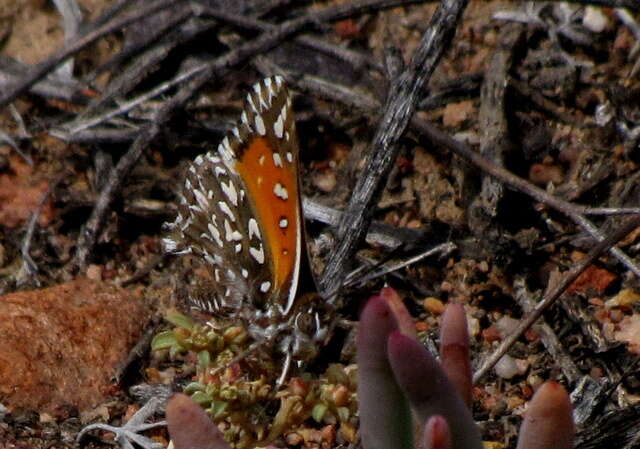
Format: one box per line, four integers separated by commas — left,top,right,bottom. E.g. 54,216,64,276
163,76,333,369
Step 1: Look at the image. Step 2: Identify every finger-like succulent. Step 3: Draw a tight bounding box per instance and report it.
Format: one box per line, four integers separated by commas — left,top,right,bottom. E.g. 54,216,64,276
357,288,575,449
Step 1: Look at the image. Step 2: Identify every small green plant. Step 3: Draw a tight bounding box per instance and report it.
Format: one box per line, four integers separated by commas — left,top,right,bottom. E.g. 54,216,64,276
153,311,357,447
165,288,575,449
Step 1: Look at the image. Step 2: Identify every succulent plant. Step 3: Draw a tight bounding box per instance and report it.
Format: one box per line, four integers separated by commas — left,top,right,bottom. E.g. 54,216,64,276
155,310,357,448
357,288,575,449
165,288,575,449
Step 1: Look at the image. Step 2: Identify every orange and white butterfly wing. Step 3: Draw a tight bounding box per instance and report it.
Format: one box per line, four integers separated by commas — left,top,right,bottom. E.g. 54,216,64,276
163,76,302,318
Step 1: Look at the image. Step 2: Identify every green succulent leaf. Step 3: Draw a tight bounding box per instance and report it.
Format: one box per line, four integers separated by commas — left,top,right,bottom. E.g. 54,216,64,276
151,330,177,350
337,406,350,422
197,350,211,371
191,390,213,406
312,403,328,422
210,400,229,419
166,312,195,330
184,382,206,395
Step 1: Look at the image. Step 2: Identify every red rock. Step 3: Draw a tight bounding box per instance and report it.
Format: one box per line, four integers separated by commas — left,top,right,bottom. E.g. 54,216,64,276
0,157,56,229
0,279,148,412
482,325,502,343
566,265,617,295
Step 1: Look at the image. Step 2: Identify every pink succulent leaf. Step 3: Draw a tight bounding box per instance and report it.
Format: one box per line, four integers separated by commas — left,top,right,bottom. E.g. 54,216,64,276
387,331,482,449
440,303,472,407
423,415,452,449
166,394,232,449
357,295,414,449
516,382,574,449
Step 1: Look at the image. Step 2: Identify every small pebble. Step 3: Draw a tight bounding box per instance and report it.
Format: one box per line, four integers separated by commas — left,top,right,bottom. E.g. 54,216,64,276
86,264,103,281
423,297,445,315
495,354,519,379
495,316,520,337
606,289,640,308
582,6,608,33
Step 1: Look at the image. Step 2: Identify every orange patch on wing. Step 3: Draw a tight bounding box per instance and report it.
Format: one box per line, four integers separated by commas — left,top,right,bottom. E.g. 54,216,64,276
235,136,299,296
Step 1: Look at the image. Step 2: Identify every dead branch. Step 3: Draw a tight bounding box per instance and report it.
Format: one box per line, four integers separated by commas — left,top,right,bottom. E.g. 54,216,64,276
319,0,471,297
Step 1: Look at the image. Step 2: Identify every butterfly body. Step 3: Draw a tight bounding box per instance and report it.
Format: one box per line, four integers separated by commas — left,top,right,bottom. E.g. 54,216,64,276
164,76,332,363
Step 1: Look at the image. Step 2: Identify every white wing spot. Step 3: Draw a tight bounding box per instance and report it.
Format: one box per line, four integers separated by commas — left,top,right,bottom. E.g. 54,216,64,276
224,219,234,241
214,166,226,177
235,243,242,253
285,131,290,141
193,189,208,210
214,269,221,282
193,189,209,212
218,201,235,221
232,127,240,139
226,269,236,281
274,112,284,138
195,155,204,165
279,218,288,228
220,180,238,206
254,83,268,109
163,238,179,252
265,78,278,102
208,223,223,247
219,137,234,161
241,268,249,278
255,114,266,135
248,218,261,240
273,153,283,167
241,111,250,129
274,183,289,200
260,281,271,293
247,93,258,113
286,152,293,163
250,245,265,264
258,155,265,166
